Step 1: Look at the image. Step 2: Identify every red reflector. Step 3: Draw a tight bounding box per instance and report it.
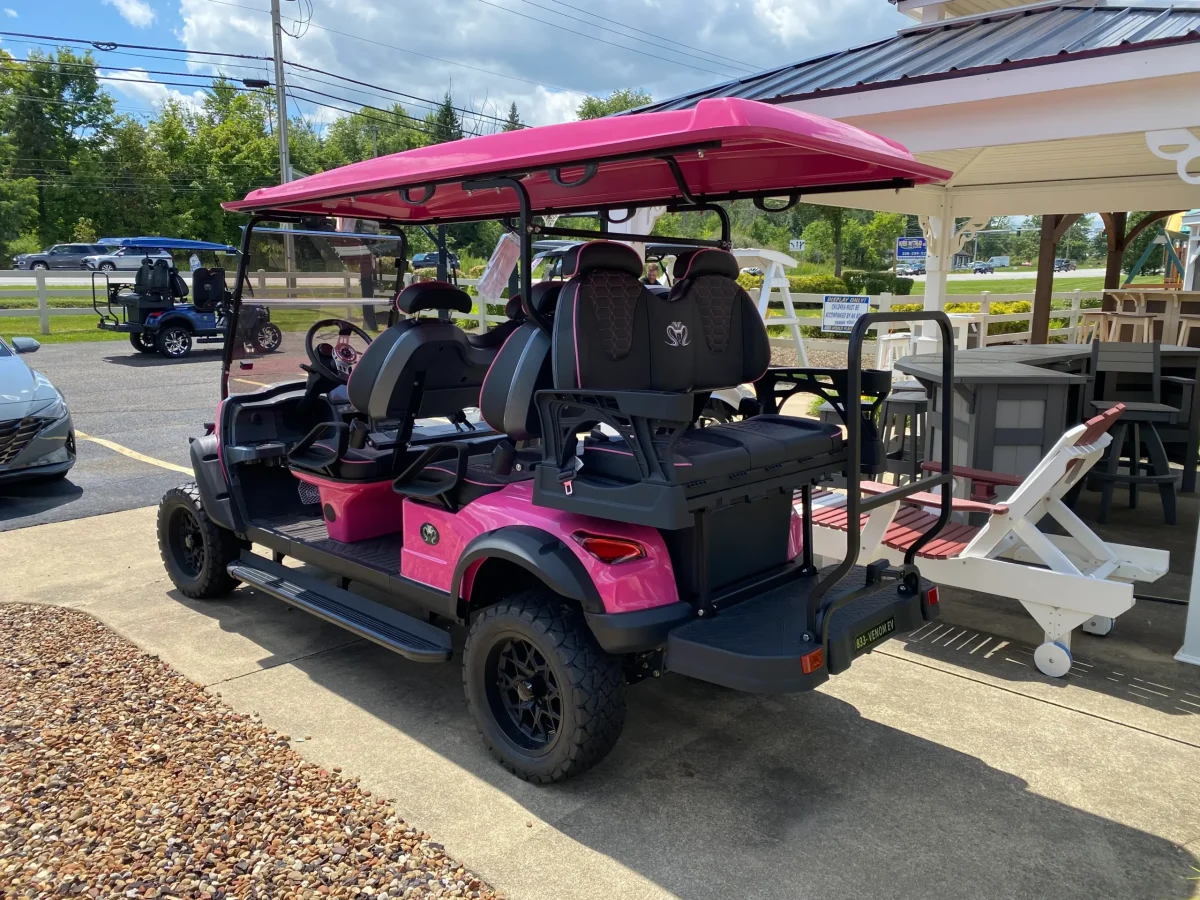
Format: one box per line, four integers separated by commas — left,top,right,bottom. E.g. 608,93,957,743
926,586,939,606
801,648,824,674
572,531,646,565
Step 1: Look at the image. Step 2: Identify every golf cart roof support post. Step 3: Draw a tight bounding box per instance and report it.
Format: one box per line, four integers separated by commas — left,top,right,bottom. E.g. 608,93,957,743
223,214,264,400
463,175,543,335
658,155,732,246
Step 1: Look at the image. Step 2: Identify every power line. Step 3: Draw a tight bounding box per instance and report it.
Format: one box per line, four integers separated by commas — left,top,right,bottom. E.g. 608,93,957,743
287,85,465,140
283,59,517,127
467,0,732,77
200,0,580,93
0,59,245,83
540,0,756,71
0,30,273,60
506,0,754,73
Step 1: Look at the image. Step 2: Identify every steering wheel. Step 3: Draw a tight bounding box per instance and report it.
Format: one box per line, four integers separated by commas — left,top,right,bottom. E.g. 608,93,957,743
305,318,372,384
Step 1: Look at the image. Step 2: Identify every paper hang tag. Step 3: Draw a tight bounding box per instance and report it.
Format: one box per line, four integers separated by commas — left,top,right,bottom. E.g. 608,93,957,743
476,233,521,303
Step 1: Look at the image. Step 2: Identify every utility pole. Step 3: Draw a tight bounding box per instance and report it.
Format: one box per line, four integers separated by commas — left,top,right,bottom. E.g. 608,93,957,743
270,0,295,282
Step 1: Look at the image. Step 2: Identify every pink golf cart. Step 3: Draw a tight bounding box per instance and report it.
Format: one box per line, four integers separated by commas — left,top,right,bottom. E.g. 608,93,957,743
158,98,955,782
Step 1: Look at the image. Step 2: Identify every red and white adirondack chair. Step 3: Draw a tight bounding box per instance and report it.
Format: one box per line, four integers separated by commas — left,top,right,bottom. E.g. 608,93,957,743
800,404,1170,677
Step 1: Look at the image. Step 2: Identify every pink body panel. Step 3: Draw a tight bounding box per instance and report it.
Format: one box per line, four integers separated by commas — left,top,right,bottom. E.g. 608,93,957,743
292,472,405,544
225,98,950,222
399,482,679,614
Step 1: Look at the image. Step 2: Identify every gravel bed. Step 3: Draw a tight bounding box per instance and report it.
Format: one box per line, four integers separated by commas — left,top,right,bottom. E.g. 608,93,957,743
0,604,497,900
770,340,850,369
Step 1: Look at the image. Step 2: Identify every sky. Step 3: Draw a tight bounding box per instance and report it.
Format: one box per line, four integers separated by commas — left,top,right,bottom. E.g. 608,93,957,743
0,0,911,128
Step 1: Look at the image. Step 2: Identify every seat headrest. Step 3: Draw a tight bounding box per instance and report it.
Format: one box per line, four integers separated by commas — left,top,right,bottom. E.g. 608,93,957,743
505,281,564,320
672,248,739,281
394,281,472,315
561,241,643,279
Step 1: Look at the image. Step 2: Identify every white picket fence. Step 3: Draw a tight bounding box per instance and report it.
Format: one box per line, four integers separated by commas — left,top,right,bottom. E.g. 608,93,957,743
2,268,1102,345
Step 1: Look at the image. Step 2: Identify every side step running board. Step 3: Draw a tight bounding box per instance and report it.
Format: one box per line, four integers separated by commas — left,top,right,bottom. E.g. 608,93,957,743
228,554,452,663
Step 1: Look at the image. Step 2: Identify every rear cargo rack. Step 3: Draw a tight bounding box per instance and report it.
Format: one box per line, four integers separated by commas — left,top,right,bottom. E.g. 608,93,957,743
807,311,954,658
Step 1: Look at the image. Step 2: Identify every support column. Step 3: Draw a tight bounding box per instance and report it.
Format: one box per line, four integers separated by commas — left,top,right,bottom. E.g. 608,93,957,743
1032,213,1081,344
919,195,953,314
1099,210,1180,293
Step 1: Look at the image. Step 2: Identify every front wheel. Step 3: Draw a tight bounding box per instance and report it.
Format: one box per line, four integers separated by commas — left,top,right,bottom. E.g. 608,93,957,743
158,483,245,599
155,325,192,358
99,262,116,271
31,262,48,270
253,322,282,353
464,590,626,783
129,331,157,353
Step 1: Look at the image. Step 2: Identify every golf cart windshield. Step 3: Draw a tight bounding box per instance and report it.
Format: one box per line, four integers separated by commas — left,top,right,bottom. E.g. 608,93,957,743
226,229,424,396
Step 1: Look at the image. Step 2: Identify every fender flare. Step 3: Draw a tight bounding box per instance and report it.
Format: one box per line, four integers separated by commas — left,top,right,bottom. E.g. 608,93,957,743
452,525,604,614
151,312,195,332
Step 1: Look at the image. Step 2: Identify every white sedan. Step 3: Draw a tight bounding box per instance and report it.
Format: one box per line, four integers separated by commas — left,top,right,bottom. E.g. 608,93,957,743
82,247,174,271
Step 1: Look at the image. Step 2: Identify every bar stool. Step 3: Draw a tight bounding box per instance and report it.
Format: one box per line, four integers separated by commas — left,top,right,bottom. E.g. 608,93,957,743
1076,310,1112,344
874,330,913,370
1177,315,1200,347
1107,296,1155,342
879,389,927,484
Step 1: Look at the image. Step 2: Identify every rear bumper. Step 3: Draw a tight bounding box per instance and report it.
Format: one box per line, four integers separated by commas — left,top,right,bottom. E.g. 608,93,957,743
586,601,695,654
664,567,939,694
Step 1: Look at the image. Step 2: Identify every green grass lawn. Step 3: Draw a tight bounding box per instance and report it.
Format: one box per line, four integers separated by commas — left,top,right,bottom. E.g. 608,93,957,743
909,274,1160,296
0,315,127,343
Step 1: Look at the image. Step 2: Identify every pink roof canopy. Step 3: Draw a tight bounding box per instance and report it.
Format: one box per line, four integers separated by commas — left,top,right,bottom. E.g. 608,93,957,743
225,98,950,223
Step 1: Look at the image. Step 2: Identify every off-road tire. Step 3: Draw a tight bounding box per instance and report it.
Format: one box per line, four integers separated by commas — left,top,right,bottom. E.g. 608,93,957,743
129,332,156,353
155,325,192,358
158,483,244,599
464,590,626,783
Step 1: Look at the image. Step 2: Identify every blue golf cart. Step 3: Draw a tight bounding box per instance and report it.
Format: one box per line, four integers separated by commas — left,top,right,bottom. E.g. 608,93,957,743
93,236,281,359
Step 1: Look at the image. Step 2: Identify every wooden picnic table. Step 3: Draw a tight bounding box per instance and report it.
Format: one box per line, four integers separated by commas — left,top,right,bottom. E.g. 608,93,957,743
896,343,1200,492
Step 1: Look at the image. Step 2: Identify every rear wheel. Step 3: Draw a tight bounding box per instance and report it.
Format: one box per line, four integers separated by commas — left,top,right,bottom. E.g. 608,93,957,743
129,332,157,353
253,322,282,353
158,483,244,599
155,325,192,359
464,590,625,783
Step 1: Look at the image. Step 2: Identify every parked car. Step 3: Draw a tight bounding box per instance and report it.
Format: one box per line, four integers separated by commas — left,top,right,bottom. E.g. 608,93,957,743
0,336,75,484
897,263,925,276
985,256,1010,268
1054,258,1077,272
13,243,115,270
83,247,173,271
411,251,460,271
973,262,994,274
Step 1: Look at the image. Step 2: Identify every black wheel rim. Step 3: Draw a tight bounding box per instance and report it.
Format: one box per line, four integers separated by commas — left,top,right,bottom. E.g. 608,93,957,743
485,636,562,752
256,325,281,350
168,506,205,578
138,333,154,349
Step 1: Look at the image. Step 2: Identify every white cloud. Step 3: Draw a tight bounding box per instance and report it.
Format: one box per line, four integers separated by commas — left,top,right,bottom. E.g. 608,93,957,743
104,68,207,112
176,0,906,129
3,9,17,18
103,0,156,28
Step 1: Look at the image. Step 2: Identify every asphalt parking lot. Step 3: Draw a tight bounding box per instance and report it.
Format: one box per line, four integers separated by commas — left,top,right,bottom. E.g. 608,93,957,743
0,340,222,530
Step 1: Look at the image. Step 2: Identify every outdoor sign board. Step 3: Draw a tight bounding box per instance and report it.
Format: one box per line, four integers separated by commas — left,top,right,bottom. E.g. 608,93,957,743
789,239,805,252
896,236,927,260
821,295,870,334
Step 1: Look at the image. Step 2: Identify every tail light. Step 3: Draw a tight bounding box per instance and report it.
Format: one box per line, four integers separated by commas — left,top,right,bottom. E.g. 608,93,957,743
926,586,939,606
572,531,646,565
801,648,824,674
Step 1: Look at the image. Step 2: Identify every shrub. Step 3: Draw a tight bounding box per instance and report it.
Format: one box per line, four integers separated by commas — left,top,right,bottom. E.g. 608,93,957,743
411,267,437,282
790,274,847,294
842,269,912,295
468,263,486,278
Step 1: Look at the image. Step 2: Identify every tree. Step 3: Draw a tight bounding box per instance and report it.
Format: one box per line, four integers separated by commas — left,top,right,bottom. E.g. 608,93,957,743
429,91,464,144
1056,214,1092,262
71,217,96,242
576,88,652,120
1123,211,1166,275
502,102,522,132
801,218,834,264
865,212,907,267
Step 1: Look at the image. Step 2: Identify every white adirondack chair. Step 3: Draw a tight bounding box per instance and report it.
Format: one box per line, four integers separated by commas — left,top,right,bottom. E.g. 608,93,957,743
800,404,1170,677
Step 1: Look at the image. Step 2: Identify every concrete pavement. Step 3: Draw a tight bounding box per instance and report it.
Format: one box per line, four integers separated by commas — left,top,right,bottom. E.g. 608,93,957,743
2,506,1199,900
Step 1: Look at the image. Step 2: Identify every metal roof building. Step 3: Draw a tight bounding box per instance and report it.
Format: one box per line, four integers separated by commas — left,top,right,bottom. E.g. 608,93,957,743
636,4,1200,112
